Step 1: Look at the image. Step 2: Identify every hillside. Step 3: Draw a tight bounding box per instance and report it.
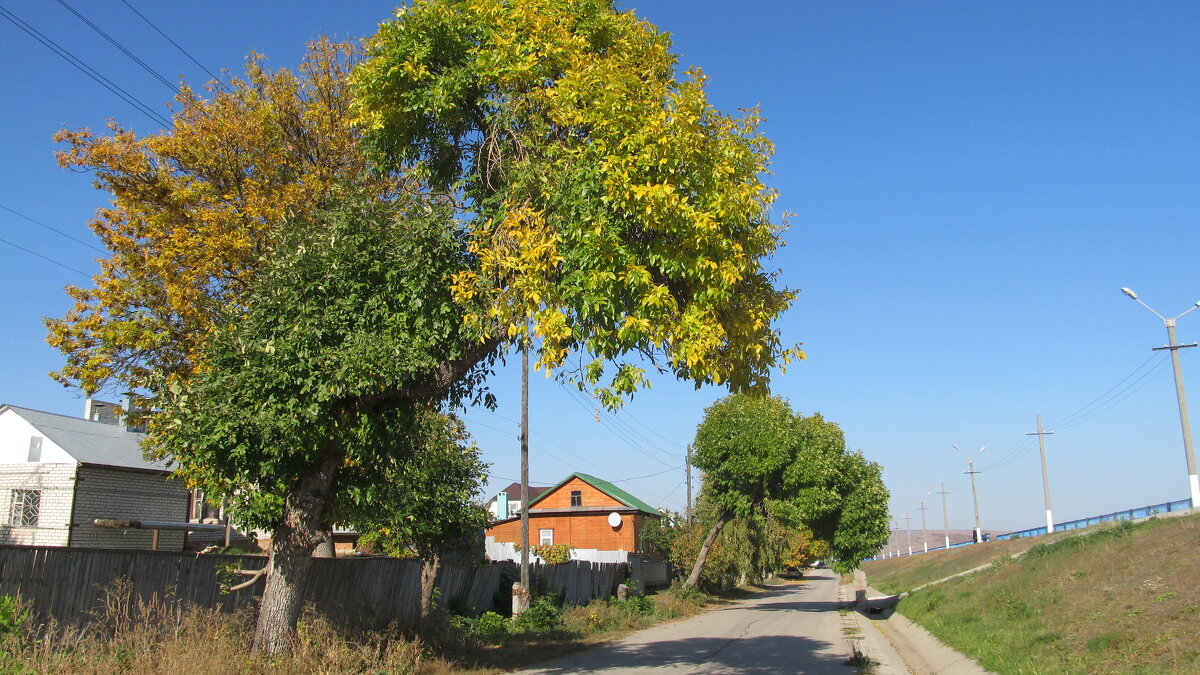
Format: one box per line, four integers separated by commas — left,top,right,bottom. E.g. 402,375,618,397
867,513,1200,674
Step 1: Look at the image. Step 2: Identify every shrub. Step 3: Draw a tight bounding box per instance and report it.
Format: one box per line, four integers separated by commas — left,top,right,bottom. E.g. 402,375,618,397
0,596,29,637
474,611,508,642
514,595,563,631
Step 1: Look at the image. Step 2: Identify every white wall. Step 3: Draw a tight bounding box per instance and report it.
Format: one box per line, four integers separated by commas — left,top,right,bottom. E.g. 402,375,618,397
0,409,75,464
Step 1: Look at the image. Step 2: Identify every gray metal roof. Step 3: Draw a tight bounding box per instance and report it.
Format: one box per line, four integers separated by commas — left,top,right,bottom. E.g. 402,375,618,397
2,405,171,472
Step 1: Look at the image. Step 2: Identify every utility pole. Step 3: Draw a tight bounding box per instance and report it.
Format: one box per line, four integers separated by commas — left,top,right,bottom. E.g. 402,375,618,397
916,499,929,553
937,483,950,549
954,444,986,543
1026,415,1055,533
1121,289,1200,506
517,336,530,614
902,513,913,555
685,445,694,525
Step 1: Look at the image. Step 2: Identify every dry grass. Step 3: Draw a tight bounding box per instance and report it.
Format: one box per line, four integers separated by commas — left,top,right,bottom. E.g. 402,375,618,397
895,514,1200,674
0,581,711,674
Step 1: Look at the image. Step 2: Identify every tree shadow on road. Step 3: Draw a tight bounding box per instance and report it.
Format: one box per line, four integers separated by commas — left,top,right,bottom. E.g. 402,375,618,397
522,633,851,674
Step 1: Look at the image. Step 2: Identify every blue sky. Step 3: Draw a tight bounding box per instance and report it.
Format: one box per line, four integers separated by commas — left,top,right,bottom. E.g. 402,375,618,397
1,1,1197,533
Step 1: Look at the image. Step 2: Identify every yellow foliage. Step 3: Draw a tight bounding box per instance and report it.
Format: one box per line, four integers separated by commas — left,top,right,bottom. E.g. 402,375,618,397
45,39,399,397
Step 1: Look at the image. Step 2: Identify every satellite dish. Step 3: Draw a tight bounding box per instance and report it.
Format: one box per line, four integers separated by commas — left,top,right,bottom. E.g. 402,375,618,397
608,512,622,528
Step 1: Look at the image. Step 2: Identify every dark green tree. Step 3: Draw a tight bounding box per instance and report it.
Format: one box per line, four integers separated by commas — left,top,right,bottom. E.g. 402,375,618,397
350,412,491,620
685,394,890,587
149,193,490,653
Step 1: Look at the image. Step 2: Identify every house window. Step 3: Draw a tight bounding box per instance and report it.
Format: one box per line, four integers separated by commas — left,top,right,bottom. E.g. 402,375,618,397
27,436,43,462
570,490,582,507
9,489,41,527
539,528,554,546
191,489,222,522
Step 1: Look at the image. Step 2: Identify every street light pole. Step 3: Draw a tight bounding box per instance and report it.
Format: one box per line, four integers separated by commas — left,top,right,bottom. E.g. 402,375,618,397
1122,288,1200,507
954,444,986,543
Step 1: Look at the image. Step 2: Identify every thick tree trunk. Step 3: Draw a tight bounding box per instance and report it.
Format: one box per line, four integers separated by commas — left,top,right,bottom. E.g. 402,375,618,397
418,552,441,620
252,444,344,655
684,512,733,589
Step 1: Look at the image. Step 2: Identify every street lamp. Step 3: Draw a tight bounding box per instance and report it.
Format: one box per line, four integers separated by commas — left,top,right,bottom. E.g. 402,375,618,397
1121,287,1200,507
954,444,986,543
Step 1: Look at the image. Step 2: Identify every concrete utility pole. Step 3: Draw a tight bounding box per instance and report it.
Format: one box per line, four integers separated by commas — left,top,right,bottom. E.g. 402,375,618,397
938,483,951,549
1121,288,1200,507
911,491,931,553
1026,415,1055,533
903,513,913,555
685,445,694,525
954,444,986,543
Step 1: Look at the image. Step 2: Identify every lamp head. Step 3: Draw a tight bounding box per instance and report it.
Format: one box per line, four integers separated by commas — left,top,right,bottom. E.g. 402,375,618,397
1121,287,1138,300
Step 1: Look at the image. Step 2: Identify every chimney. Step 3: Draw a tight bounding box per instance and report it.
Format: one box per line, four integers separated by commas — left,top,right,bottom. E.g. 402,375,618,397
497,491,509,520
83,398,120,425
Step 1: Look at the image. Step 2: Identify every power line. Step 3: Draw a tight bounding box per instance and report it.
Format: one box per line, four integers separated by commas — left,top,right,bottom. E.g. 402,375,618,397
120,0,223,87
0,203,105,253
1049,353,1160,428
609,465,684,483
1053,359,1169,431
56,0,176,93
0,3,172,128
0,236,91,278
558,383,679,463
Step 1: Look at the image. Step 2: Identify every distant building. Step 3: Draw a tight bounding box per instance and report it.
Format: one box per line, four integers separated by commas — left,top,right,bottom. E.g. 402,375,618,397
0,401,189,550
484,481,553,520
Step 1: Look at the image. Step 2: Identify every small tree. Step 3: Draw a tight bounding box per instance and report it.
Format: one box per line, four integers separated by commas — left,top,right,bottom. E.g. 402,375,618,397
348,411,491,620
685,394,796,587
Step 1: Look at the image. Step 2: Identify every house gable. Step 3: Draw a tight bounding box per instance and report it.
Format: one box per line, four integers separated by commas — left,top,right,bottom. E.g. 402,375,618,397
0,406,76,464
527,472,660,516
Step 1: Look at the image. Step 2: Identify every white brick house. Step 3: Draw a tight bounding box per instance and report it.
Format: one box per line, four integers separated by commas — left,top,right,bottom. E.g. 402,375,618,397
0,402,190,550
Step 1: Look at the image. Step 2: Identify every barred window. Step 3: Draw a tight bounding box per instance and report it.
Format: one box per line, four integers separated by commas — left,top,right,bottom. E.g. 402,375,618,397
10,489,41,527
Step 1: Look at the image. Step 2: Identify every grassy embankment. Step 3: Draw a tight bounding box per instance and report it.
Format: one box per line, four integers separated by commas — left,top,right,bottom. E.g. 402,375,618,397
0,581,713,674
863,513,1200,674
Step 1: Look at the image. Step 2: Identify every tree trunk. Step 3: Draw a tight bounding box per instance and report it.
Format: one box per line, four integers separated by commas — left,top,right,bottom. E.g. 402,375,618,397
312,527,335,558
418,552,441,620
684,512,733,589
252,443,344,655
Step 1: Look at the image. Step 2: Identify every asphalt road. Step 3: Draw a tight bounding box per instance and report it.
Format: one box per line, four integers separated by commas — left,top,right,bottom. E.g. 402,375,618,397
516,570,860,674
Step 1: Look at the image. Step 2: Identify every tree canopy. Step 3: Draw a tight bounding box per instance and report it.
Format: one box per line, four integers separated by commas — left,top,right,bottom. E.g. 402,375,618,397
685,393,890,584
352,0,801,404
47,40,394,400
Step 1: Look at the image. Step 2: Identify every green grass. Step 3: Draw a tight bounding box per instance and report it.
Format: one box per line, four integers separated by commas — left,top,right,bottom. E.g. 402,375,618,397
889,514,1200,674
861,530,1078,595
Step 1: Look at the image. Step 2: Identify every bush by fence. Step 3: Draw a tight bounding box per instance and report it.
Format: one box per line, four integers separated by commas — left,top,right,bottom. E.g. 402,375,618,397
0,545,629,628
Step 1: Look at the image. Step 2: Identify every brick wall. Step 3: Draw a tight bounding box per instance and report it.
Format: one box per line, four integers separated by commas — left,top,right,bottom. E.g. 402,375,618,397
487,512,651,552
0,463,75,546
71,466,190,550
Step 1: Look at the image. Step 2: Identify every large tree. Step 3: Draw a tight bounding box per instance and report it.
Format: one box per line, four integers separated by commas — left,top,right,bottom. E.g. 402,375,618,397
52,0,799,654
685,394,890,586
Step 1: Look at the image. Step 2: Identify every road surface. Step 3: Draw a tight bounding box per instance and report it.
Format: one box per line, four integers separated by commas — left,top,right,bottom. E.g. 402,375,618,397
516,569,863,674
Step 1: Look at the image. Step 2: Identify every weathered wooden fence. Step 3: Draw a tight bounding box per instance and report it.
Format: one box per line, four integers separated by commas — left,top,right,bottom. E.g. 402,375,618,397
0,545,628,628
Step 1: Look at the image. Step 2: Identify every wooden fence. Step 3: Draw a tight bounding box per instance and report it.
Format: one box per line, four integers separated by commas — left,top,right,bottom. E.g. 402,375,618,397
0,545,628,628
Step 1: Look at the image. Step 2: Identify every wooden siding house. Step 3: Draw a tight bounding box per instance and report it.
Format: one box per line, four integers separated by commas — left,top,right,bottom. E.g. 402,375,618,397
485,473,661,562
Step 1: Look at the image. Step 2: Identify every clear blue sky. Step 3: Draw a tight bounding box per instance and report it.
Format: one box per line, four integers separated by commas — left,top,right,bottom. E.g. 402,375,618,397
2,1,1197,533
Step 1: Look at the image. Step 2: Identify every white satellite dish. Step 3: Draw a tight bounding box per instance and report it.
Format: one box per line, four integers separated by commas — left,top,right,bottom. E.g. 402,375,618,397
607,512,622,528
